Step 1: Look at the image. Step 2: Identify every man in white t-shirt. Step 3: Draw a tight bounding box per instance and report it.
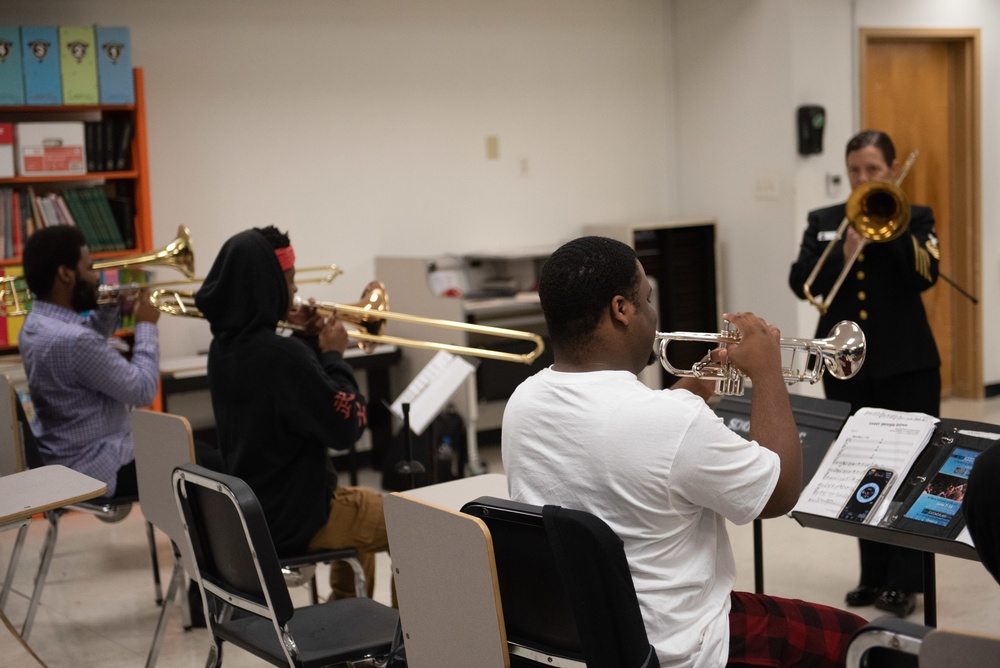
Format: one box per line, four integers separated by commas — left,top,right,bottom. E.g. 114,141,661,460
503,236,866,668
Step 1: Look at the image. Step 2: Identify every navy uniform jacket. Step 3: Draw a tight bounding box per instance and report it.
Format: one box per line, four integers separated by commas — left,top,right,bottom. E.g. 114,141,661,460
789,203,940,381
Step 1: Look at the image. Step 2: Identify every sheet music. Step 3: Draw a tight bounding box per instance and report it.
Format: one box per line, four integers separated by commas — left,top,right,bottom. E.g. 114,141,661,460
793,407,938,524
390,351,476,436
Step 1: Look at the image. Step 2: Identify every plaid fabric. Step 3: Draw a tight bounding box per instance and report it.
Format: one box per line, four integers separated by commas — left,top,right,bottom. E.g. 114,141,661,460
727,590,867,667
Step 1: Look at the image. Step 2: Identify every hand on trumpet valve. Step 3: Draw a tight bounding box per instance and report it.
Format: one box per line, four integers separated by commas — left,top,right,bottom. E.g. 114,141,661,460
717,312,783,381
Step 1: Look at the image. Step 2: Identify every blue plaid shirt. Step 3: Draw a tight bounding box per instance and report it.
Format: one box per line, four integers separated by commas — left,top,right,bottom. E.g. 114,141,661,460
19,301,160,496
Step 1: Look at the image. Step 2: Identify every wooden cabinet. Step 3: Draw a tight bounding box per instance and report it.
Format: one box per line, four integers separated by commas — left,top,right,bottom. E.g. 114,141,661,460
0,68,152,350
584,218,720,388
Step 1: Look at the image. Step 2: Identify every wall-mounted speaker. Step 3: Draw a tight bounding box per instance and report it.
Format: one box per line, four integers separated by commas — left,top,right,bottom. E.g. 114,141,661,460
797,105,825,155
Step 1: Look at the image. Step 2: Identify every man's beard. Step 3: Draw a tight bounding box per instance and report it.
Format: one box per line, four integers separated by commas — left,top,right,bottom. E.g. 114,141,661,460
70,276,99,312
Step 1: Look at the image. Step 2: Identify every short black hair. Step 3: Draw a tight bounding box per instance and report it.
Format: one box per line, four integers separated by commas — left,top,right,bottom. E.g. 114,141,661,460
253,225,291,250
539,236,640,349
846,129,896,166
23,226,87,299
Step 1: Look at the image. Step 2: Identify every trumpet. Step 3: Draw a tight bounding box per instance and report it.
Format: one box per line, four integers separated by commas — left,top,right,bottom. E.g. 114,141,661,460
0,226,196,317
151,279,546,365
656,320,866,396
802,151,918,314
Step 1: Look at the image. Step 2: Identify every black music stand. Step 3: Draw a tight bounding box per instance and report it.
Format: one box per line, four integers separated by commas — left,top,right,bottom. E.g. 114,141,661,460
792,417,997,627
713,388,850,594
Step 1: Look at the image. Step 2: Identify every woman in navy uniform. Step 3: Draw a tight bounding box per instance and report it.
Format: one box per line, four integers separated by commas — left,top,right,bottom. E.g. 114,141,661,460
789,129,941,617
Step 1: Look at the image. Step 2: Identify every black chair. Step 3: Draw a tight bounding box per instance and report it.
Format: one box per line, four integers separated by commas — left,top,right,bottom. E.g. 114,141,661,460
172,463,398,667
461,496,660,668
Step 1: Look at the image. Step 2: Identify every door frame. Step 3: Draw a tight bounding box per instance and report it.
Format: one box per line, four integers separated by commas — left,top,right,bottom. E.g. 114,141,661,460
859,28,982,399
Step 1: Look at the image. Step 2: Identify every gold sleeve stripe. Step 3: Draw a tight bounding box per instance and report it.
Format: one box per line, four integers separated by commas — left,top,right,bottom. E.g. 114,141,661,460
912,236,932,282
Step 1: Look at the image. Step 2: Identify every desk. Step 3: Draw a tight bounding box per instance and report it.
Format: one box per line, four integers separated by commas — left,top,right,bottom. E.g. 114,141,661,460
0,464,107,530
160,345,402,479
0,465,106,662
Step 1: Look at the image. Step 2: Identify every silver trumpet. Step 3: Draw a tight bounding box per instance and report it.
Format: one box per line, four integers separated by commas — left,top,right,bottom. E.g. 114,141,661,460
655,320,866,396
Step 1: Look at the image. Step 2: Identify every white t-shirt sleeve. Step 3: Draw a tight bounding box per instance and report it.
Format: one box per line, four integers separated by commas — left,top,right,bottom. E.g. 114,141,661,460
669,397,780,526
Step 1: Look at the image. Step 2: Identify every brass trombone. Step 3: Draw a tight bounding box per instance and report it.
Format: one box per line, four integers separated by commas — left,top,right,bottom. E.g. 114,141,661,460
151,279,547,365
802,151,918,314
655,319,866,396
0,225,196,317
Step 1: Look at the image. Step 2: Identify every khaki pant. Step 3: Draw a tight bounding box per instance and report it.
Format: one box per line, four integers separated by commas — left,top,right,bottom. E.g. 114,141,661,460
306,485,395,604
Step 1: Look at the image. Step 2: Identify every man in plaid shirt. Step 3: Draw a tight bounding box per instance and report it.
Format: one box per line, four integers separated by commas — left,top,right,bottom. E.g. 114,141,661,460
19,226,160,498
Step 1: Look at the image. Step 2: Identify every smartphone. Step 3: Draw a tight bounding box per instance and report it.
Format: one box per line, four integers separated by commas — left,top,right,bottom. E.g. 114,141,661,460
838,468,894,523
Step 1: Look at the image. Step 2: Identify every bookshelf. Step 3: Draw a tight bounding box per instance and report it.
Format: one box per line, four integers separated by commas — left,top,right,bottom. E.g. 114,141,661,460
0,68,152,351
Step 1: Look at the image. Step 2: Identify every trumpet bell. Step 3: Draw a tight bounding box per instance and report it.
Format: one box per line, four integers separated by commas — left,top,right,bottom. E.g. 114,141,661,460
819,320,866,380
845,181,911,242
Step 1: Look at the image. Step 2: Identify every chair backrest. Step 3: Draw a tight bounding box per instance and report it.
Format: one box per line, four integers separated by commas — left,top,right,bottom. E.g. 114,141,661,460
0,373,23,477
172,463,294,626
461,496,659,668
383,492,507,668
133,409,197,573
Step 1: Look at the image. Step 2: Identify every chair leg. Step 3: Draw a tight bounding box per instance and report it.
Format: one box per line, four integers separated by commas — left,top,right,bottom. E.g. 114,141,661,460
146,560,183,668
0,523,29,609
21,510,61,640
146,521,163,605
345,556,368,599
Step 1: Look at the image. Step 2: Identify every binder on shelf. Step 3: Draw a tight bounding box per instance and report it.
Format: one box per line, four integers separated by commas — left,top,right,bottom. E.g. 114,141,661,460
102,117,116,171
20,26,62,106
58,26,99,106
0,26,26,105
107,194,135,249
94,26,134,105
114,118,134,171
84,121,100,172
0,122,14,178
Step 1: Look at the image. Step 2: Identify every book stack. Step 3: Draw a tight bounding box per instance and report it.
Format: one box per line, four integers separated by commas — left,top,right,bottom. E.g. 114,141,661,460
0,184,134,258
84,117,134,172
0,25,134,106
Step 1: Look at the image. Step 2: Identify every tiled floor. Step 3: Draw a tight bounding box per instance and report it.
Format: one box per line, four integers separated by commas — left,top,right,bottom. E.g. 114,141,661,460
3,395,1000,667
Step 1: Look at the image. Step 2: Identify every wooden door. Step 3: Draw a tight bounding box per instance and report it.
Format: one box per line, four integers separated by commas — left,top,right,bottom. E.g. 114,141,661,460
860,29,982,399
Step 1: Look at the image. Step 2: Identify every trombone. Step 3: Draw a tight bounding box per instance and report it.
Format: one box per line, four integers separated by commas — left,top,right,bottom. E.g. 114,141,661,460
655,319,866,396
151,279,547,365
802,151,918,314
0,225,196,317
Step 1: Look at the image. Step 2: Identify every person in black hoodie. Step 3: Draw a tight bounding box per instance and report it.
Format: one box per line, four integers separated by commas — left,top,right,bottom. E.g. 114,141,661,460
195,226,388,600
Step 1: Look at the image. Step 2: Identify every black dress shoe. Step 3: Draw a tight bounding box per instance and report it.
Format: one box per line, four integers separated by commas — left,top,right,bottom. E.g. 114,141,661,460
845,584,881,607
874,588,916,617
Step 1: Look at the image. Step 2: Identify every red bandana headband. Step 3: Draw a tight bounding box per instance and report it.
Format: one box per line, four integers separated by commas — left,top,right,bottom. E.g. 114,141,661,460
274,246,296,271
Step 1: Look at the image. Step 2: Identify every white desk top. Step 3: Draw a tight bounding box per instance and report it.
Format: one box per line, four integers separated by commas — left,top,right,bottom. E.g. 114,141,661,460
0,465,107,529
397,473,508,512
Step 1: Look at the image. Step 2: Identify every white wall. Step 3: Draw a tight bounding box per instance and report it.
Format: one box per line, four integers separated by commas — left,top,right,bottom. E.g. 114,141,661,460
7,0,998,387
4,0,676,358
672,0,1000,389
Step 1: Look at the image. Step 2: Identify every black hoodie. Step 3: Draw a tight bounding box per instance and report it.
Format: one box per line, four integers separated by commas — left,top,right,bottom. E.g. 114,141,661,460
195,230,366,555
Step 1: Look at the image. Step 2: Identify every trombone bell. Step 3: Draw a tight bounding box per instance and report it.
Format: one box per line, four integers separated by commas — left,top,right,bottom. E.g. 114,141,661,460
93,225,196,278
655,320,866,396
